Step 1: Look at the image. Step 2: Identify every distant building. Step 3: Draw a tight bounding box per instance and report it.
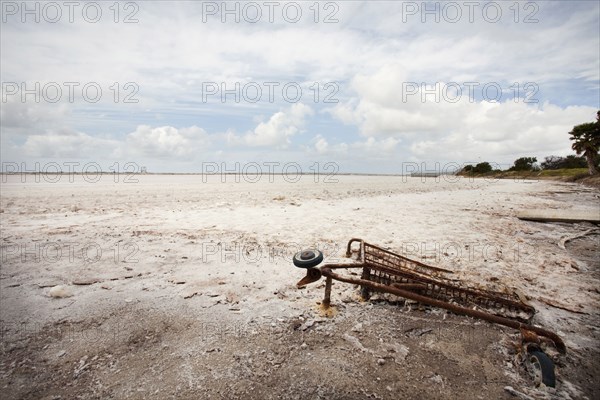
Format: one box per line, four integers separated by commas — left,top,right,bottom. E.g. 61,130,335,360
141,166,147,174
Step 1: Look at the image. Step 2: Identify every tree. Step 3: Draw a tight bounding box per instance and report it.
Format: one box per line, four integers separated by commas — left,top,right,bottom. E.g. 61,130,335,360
460,163,491,174
541,155,587,170
569,111,600,175
472,162,492,174
541,156,561,170
510,157,538,171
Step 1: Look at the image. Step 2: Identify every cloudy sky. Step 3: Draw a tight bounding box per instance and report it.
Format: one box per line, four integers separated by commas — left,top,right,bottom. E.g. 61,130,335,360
1,1,599,173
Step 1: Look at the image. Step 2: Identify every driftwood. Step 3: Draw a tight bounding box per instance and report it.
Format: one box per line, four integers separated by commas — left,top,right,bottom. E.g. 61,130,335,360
518,210,600,224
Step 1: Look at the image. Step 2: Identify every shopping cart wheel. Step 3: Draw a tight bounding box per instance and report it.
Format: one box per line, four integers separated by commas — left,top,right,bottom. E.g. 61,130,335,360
293,249,323,268
527,350,556,388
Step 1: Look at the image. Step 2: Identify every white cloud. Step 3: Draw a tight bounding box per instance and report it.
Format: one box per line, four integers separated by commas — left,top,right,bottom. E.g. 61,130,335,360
6,124,212,164
125,125,210,158
0,95,71,135
239,103,313,148
21,129,119,159
314,135,329,154
309,134,399,159
328,63,597,164
404,102,597,163
358,137,399,153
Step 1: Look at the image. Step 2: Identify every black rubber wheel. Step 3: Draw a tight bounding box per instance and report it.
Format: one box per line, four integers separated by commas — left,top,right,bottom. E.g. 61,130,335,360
293,249,323,268
528,350,556,388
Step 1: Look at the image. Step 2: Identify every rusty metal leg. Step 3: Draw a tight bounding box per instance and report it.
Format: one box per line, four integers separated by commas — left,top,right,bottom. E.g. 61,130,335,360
360,267,371,300
323,276,332,307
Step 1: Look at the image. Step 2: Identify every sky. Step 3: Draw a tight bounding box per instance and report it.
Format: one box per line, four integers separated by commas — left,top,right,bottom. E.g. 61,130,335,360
1,0,599,173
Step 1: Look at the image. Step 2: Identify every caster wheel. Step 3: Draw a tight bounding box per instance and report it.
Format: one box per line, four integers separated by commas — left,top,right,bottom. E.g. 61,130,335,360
528,350,556,388
293,249,323,268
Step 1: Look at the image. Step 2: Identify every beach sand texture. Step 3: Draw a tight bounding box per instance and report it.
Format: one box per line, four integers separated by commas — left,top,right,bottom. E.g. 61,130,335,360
1,175,598,399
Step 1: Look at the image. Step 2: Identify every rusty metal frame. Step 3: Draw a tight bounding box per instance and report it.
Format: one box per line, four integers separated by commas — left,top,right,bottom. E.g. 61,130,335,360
298,238,565,353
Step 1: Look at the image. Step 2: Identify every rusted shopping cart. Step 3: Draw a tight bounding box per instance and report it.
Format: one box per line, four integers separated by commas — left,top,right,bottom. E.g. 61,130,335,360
293,238,564,387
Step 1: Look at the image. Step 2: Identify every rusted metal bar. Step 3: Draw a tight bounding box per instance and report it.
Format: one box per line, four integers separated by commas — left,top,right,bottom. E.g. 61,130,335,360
347,238,454,274
323,276,332,307
349,239,535,320
320,266,566,353
392,283,428,291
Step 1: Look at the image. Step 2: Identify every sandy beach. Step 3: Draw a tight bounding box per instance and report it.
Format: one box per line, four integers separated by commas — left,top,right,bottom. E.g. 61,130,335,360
0,174,598,399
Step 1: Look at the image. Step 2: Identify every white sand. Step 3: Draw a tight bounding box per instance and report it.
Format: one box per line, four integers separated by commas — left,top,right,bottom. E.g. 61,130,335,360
0,174,598,396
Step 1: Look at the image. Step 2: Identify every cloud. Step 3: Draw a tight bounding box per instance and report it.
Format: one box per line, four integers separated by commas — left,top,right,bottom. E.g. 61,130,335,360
1,2,598,172
21,129,119,159
328,63,598,163
125,125,210,158
314,135,329,154
309,134,399,159
6,124,212,164
236,103,313,148
0,94,71,135
359,136,399,153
